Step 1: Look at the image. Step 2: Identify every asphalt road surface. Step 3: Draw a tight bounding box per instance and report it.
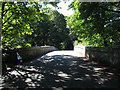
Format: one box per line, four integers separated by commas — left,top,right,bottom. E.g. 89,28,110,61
1,51,120,89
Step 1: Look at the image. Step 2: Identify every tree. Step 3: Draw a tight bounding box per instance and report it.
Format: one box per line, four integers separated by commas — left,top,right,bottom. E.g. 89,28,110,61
2,2,42,49
25,7,72,49
68,2,120,47
2,2,73,50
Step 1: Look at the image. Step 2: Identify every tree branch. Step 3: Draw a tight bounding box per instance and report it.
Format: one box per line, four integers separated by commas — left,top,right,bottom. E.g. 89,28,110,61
101,7,120,13
105,19,120,27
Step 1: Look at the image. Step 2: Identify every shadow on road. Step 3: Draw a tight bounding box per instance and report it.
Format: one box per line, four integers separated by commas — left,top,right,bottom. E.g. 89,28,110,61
2,52,120,89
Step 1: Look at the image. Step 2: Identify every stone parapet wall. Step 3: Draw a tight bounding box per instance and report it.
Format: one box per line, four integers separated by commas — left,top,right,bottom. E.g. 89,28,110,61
74,46,120,67
74,46,86,57
2,46,58,64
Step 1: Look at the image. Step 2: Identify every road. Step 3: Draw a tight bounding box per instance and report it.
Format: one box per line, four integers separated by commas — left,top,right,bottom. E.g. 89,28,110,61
2,51,120,89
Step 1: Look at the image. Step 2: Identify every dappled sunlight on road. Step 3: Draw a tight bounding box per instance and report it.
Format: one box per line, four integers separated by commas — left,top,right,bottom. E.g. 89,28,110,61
45,50,81,57
2,51,120,89
57,71,71,79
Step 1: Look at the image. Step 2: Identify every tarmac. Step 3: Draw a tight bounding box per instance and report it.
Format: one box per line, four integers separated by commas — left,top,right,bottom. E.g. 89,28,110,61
1,51,120,89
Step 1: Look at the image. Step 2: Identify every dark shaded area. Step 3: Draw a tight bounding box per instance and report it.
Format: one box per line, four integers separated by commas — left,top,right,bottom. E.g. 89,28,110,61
2,52,120,89
86,47,120,68
2,46,58,73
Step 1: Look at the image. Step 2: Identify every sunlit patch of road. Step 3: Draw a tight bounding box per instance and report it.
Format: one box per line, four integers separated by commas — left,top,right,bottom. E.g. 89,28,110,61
45,50,81,57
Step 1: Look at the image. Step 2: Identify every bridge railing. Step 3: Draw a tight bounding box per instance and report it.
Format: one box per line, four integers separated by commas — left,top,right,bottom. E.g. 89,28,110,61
74,45,120,67
2,46,58,64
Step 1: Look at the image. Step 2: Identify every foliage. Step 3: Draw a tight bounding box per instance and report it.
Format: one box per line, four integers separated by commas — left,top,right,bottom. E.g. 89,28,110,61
2,2,41,49
2,2,73,50
68,2,120,47
25,7,73,49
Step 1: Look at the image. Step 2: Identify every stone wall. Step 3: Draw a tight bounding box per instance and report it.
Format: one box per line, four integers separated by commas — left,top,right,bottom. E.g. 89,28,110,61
74,46,120,67
74,46,86,57
2,46,58,64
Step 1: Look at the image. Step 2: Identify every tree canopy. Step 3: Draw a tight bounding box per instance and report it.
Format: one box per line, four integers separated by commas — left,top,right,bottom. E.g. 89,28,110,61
2,2,73,50
2,2,40,49
2,1,120,51
67,2,120,47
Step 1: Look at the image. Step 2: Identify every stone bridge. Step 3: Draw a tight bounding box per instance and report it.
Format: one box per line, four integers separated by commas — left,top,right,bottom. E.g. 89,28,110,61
1,48,120,89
